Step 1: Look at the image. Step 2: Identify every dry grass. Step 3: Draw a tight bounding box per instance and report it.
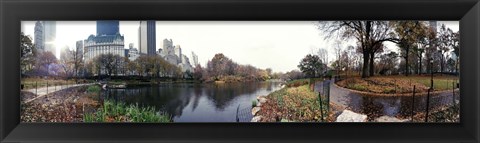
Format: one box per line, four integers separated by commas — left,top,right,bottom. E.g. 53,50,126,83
337,75,459,94
258,85,330,122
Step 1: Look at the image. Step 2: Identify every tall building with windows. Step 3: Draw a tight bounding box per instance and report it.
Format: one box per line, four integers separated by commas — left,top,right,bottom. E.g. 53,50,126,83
34,21,45,52
127,43,140,61
159,38,193,72
76,40,84,60
191,51,199,66
43,21,57,54
139,20,156,55
34,21,56,54
174,45,182,63
97,20,120,36
83,21,125,63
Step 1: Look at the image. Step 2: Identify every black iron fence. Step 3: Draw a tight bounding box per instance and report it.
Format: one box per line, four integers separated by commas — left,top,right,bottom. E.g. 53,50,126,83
236,104,254,122
21,80,93,95
317,80,331,122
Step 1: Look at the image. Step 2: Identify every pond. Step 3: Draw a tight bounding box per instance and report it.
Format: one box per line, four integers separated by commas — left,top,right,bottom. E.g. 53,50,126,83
101,81,282,122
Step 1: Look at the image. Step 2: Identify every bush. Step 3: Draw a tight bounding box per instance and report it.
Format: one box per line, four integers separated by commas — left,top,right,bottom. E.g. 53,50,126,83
86,85,101,93
252,100,257,107
348,84,367,91
83,100,171,123
286,79,310,88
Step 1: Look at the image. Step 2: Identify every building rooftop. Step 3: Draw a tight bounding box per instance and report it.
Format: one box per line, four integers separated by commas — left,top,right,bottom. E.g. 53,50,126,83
86,33,124,43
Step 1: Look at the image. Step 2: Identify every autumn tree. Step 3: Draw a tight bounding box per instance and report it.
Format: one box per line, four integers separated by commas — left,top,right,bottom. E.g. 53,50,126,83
20,33,37,76
91,53,123,77
452,31,460,74
193,64,204,80
318,21,398,78
377,51,399,75
35,51,58,77
391,21,428,76
298,54,323,78
60,47,75,78
438,24,456,73
206,53,235,80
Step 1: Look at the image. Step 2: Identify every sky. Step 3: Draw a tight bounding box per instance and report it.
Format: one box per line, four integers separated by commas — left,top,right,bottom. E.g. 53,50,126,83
21,21,459,73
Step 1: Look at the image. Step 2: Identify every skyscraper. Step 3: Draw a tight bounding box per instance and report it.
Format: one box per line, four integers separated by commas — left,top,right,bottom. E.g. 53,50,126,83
76,40,84,60
139,20,156,55
174,45,182,63
42,21,57,55
97,20,119,36
34,21,45,52
191,51,199,66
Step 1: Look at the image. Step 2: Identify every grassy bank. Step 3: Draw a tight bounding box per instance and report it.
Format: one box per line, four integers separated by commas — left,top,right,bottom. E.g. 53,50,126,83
259,84,329,122
337,75,459,94
285,78,323,88
84,100,171,123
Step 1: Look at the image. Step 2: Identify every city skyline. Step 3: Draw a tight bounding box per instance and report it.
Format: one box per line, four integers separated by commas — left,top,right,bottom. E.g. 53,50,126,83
21,21,459,73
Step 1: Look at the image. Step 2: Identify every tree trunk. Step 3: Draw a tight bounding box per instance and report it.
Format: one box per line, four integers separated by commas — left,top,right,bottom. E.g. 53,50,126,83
362,51,369,78
440,54,445,73
405,47,409,76
419,56,422,74
455,59,459,75
369,52,375,77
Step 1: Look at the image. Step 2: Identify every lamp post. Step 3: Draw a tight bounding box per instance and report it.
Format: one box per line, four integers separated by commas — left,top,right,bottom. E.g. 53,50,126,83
426,60,434,122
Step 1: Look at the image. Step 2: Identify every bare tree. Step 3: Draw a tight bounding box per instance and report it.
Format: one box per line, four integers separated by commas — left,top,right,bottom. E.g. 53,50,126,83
317,21,398,78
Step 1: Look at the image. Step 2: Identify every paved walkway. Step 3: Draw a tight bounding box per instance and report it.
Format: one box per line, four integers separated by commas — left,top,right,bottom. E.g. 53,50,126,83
22,83,94,104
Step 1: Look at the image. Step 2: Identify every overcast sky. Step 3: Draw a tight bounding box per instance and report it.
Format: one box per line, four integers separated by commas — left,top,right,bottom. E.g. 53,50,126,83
21,21,459,73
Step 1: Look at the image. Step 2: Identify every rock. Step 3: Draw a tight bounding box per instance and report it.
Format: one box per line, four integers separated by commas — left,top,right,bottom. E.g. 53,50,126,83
374,116,409,122
280,119,292,122
251,116,263,122
258,97,268,104
256,95,266,101
252,107,261,116
335,110,367,122
256,102,263,107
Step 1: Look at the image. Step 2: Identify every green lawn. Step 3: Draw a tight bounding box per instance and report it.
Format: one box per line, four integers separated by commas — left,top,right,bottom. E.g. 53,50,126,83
402,76,459,91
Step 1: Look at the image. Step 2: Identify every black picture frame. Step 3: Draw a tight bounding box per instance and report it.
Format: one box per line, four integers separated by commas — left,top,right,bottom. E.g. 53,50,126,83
1,0,479,143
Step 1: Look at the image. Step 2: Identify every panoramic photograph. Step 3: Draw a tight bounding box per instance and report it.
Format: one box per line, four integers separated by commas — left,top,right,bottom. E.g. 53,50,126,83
20,21,459,123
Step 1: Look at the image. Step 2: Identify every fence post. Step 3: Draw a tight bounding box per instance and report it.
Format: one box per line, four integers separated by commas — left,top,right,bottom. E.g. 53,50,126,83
35,81,37,95
327,83,330,113
452,82,455,108
425,89,431,122
318,92,324,122
236,104,240,122
411,85,416,122
46,81,48,94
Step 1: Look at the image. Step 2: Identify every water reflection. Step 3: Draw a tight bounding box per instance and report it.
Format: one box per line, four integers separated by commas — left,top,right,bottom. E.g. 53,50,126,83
344,92,459,120
102,81,281,122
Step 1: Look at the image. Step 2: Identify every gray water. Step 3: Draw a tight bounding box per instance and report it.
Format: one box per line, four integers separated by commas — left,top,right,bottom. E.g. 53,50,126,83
102,81,282,122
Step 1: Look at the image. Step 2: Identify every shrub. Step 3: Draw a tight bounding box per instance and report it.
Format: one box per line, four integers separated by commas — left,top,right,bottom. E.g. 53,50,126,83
86,85,101,93
83,100,171,123
252,100,257,107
